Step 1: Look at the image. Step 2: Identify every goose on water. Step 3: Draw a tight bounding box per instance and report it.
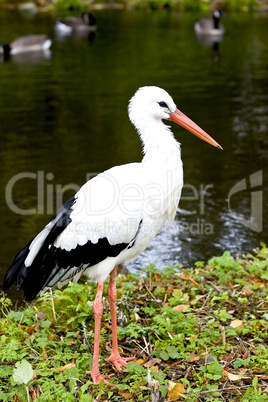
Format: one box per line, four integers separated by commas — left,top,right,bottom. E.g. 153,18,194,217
195,9,225,38
54,12,96,35
0,34,52,58
3,86,222,384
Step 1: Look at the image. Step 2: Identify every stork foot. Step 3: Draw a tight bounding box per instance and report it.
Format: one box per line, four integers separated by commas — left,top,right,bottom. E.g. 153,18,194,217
106,353,135,371
86,370,115,385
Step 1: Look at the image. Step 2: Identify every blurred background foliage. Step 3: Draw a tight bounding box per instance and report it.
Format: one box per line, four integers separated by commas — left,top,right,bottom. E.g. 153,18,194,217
0,0,265,12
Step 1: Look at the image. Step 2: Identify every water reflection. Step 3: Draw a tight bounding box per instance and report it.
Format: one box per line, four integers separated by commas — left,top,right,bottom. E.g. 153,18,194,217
195,25,225,62
195,35,223,62
2,49,51,64
55,30,96,42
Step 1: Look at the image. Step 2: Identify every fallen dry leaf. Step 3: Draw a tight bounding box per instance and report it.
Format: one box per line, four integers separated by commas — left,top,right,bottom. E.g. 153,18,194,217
225,299,237,306
30,385,37,400
252,367,266,374
173,304,190,312
54,363,75,371
154,273,161,282
190,351,200,362
118,390,133,399
222,367,231,374
253,321,267,330
185,334,198,340
242,284,254,296
222,354,234,362
134,312,141,322
227,372,247,381
168,381,176,391
19,324,38,335
230,319,243,328
30,371,37,381
238,368,248,375
48,334,56,341
144,358,161,368
136,359,145,365
105,341,112,352
176,270,199,287
166,286,174,293
168,383,186,399
227,279,234,287
242,350,249,360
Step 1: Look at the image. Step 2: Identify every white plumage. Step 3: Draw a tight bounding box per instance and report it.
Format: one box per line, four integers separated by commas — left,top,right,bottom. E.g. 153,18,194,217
4,86,221,384
25,87,183,285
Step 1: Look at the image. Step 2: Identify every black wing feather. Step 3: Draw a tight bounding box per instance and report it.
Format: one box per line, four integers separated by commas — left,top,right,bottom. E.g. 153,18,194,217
3,196,140,302
3,196,76,300
3,242,31,291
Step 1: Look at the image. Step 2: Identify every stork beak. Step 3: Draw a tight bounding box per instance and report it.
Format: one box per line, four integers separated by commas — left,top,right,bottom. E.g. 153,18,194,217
169,109,223,150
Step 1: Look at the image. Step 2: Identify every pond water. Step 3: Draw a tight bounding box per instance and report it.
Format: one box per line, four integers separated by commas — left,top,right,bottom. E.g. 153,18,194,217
0,9,267,300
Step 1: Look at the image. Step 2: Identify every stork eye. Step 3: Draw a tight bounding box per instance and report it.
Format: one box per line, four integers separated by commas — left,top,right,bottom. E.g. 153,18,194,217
158,101,168,108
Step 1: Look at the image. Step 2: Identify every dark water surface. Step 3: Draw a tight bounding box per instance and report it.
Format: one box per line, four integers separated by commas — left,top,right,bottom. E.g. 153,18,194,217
0,9,267,299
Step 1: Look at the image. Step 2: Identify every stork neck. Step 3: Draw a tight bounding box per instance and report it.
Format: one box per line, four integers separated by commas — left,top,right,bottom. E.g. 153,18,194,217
139,120,181,165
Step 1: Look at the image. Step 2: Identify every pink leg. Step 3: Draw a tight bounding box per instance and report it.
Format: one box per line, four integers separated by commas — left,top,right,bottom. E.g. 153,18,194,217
86,282,114,385
106,265,135,370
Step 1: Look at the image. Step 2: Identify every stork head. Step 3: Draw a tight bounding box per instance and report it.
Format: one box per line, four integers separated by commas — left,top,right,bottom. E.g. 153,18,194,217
128,86,222,149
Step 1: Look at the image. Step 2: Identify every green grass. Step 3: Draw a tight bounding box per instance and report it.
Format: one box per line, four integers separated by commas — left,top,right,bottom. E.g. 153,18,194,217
1,244,268,401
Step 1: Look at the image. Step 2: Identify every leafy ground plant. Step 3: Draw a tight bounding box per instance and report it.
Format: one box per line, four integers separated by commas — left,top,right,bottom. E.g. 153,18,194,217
0,245,268,401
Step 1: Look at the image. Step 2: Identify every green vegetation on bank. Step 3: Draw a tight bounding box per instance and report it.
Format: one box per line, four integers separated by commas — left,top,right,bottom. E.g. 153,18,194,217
0,245,268,401
0,0,262,12
39,0,260,12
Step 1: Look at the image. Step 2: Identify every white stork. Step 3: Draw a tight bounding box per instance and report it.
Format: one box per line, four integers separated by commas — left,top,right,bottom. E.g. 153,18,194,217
3,86,222,384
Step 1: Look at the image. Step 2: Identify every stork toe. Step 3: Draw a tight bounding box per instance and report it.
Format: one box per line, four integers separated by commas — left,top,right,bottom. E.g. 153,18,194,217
86,370,115,385
106,354,135,371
